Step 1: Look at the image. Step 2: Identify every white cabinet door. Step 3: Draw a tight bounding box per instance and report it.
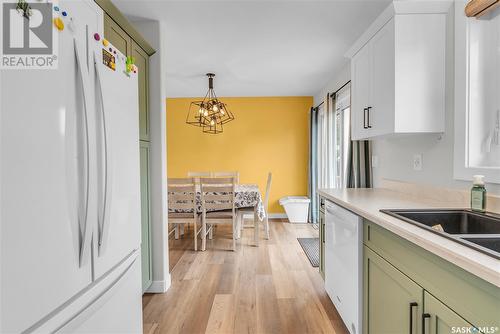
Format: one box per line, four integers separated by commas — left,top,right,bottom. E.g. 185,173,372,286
0,1,99,332
351,44,372,140
347,6,446,140
370,18,395,137
93,52,141,279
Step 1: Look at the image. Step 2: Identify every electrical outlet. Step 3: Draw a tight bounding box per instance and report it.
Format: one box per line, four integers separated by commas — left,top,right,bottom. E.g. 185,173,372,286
413,154,423,171
372,155,378,168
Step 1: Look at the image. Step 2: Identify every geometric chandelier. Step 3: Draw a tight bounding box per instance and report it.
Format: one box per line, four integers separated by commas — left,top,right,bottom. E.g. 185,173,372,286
186,73,235,134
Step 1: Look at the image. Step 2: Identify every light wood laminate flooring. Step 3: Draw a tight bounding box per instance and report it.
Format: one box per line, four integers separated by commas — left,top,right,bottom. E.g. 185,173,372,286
142,219,349,334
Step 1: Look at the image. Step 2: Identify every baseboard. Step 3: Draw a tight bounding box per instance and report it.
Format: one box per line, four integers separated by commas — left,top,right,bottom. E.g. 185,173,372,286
268,213,287,219
145,275,171,294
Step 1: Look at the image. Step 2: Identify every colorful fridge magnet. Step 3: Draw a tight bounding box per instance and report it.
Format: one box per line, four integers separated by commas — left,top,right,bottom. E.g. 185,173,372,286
102,49,116,71
125,56,136,75
17,0,32,19
53,17,64,31
94,33,100,41
102,39,109,47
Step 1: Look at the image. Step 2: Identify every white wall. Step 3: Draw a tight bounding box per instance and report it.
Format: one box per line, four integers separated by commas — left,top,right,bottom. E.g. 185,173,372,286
131,20,171,293
313,64,350,106
314,6,500,195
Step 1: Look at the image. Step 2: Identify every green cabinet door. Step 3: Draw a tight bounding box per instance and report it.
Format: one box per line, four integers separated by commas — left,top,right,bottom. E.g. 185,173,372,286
423,292,475,334
364,246,423,334
131,42,150,141
103,14,132,56
140,141,152,292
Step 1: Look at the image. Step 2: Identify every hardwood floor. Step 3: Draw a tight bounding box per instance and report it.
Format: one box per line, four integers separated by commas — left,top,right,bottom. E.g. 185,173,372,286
142,219,349,334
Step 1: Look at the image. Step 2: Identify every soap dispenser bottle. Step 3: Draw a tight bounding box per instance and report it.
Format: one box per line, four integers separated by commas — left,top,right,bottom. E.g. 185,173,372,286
471,175,486,212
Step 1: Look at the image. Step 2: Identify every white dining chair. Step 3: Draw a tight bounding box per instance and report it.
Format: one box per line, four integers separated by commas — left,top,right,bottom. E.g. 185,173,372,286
200,177,237,251
212,171,240,183
167,178,202,251
187,171,211,182
237,172,272,240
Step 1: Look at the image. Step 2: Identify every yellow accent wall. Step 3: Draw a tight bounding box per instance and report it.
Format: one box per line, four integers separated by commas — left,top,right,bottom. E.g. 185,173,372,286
166,96,312,213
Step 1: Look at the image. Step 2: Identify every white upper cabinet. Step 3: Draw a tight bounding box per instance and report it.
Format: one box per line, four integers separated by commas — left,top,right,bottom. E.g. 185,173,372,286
351,37,373,138
346,1,450,140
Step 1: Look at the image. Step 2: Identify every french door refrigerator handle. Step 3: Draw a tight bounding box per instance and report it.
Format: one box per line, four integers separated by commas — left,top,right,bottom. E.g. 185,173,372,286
94,54,113,256
74,38,92,268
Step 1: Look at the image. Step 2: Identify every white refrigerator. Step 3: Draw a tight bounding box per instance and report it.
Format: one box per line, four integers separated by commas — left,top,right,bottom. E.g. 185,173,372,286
0,0,143,332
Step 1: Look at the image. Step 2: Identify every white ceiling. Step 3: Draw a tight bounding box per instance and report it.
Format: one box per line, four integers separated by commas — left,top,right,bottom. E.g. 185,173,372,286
114,1,390,97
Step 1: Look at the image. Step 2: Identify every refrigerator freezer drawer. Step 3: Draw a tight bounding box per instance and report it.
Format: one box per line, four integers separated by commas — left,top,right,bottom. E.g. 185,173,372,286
33,251,142,333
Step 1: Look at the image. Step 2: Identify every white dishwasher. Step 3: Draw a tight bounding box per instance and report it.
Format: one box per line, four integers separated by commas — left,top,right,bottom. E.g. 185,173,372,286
324,200,362,334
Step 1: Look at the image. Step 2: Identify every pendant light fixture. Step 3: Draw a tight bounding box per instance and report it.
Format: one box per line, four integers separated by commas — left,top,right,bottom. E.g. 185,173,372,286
186,73,234,134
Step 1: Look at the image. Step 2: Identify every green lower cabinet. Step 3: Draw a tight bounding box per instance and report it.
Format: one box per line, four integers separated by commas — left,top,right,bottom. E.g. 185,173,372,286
363,221,500,334
364,246,423,334
140,141,152,292
423,292,473,334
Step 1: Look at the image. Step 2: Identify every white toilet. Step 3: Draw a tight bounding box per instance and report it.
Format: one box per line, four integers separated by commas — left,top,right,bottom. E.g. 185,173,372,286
279,196,311,223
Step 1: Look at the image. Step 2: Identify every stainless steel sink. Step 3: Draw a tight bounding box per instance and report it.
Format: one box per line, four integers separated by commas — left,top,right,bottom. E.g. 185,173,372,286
462,237,500,254
380,209,500,259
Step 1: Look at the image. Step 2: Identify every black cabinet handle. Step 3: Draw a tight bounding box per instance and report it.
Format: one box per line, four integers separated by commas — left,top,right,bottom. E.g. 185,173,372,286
422,313,431,334
367,106,372,128
363,108,368,129
409,302,418,334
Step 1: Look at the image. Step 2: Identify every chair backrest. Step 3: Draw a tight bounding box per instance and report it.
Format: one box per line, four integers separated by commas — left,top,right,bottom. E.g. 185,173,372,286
200,177,236,214
167,178,197,217
212,171,240,183
187,171,212,183
263,172,272,213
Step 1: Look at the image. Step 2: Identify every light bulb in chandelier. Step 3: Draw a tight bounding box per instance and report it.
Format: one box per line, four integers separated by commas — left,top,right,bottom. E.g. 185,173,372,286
210,118,215,126
212,104,218,112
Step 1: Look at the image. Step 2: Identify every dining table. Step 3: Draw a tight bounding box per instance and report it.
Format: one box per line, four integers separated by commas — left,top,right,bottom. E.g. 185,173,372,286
168,184,266,245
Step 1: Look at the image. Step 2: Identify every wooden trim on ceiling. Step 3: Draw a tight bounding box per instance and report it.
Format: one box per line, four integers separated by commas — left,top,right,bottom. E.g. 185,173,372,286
94,0,156,56
465,0,500,18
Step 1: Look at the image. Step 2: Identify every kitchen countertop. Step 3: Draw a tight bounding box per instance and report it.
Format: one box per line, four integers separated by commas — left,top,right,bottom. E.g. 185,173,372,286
318,188,500,288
